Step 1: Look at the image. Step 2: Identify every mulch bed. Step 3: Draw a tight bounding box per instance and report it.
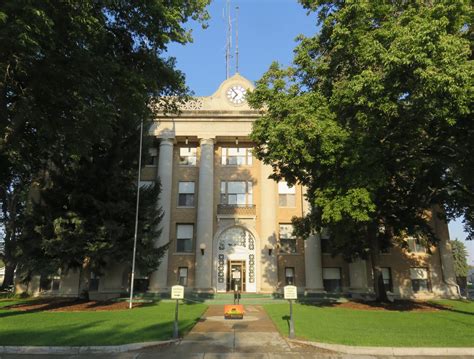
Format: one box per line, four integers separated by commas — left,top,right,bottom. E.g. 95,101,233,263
5,298,449,313
331,300,448,312
5,298,145,312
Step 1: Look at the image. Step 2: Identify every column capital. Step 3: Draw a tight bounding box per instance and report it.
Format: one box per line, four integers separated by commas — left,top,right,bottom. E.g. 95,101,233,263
159,137,175,146
199,137,215,146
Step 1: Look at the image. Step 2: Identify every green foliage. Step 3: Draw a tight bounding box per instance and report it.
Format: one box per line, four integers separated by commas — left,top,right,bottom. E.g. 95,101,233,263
451,239,469,277
249,1,472,300
0,1,209,284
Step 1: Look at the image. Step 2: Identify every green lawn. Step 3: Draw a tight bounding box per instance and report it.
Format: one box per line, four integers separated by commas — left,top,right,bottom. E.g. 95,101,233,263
0,299,207,346
264,300,474,347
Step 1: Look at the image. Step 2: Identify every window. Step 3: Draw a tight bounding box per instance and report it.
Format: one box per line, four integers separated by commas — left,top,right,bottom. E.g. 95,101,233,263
221,147,252,166
407,237,426,253
410,268,430,293
279,224,297,254
176,224,193,253
285,267,295,285
179,147,197,166
381,267,393,292
178,182,195,207
89,272,100,291
320,237,330,254
220,181,253,206
139,181,154,188
278,182,296,207
40,274,60,292
133,276,149,292
323,268,342,292
146,148,158,166
320,228,331,254
178,267,188,286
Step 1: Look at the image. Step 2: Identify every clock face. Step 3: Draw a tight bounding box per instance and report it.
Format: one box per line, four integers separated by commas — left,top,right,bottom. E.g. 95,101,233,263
226,85,247,104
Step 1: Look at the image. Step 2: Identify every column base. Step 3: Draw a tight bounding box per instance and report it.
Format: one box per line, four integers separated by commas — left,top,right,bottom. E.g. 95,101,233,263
349,287,370,293
147,287,169,294
193,288,215,294
349,289,374,301
304,288,326,294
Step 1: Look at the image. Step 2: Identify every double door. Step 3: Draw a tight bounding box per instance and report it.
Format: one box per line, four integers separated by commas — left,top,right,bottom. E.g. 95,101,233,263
227,260,246,292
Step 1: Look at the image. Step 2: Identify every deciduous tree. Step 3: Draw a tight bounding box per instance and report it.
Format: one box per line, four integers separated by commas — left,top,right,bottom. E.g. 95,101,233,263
249,1,472,301
0,0,209,291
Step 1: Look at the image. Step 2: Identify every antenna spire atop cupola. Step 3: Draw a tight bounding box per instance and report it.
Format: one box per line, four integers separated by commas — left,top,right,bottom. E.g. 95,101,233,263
224,0,241,79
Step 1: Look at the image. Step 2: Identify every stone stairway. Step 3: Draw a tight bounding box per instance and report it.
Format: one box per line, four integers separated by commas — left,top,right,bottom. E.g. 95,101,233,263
130,292,350,305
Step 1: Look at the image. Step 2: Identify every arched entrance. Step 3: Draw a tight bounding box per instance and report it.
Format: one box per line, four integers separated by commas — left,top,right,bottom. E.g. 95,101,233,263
215,226,257,293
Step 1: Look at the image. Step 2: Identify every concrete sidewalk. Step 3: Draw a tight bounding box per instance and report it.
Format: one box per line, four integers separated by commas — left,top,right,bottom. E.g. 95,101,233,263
1,304,473,358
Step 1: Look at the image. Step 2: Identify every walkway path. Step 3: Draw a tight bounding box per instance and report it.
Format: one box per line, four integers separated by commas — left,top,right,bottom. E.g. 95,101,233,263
139,304,338,357
157,304,298,355
1,305,472,358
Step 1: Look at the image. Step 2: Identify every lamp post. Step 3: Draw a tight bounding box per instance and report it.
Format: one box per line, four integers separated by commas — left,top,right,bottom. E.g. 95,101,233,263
129,119,144,309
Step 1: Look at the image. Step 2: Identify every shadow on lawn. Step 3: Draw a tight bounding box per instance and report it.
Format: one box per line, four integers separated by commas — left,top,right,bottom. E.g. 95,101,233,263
0,298,158,317
282,315,291,333
299,300,474,316
0,317,202,346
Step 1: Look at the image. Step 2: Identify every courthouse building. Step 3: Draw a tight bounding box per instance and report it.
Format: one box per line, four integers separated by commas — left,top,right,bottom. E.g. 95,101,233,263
21,74,460,299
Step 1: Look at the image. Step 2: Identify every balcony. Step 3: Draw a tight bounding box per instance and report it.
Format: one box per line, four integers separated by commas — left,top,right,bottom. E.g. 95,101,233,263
217,204,256,216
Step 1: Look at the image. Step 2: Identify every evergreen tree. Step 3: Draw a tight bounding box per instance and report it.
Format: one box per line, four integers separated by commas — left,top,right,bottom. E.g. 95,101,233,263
451,239,469,277
249,1,472,301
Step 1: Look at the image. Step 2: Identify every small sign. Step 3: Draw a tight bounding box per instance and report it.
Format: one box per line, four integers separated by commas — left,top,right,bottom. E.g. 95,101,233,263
171,285,184,299
232,271,241,279
284,285,297,300
224,304,244,319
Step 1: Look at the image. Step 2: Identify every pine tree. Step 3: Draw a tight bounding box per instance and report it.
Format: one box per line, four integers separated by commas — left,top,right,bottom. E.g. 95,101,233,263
451,239,469,277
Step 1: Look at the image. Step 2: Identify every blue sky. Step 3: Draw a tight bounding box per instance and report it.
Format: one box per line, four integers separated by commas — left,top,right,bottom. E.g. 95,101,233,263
166,0,474,265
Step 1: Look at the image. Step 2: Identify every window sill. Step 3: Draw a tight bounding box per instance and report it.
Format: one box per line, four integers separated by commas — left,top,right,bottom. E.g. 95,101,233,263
220,164,252,167
173,252,195,256
278,206,297,209
177,206,195,209
144,165,157,168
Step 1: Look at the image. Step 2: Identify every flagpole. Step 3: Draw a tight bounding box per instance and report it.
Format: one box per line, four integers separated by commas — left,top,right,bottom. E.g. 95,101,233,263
129,119,144,309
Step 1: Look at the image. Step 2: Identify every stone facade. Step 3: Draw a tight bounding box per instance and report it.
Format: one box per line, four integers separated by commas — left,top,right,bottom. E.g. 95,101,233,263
20,74,460,300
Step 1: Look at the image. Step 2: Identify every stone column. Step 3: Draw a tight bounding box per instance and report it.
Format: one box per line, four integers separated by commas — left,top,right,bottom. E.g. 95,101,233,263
302,189,324,292
432,209,460,297
260,163,278,292
438,238,460,297
304,234,325,292
149,137,174,292
349,259,369,294
195,138,215,291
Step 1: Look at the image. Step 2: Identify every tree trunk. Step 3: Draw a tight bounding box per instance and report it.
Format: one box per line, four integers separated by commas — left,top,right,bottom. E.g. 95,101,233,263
78,258,91,300
368,224,389,302
1,188,19,291
1,262,16,290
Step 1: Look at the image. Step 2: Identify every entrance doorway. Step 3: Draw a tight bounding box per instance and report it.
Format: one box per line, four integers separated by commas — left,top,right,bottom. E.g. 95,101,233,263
215,226,257,293
227,260,246,292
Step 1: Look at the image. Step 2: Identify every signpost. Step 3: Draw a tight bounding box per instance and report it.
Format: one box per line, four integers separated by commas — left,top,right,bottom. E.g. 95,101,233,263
284,285,297,339
171,285,184,339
